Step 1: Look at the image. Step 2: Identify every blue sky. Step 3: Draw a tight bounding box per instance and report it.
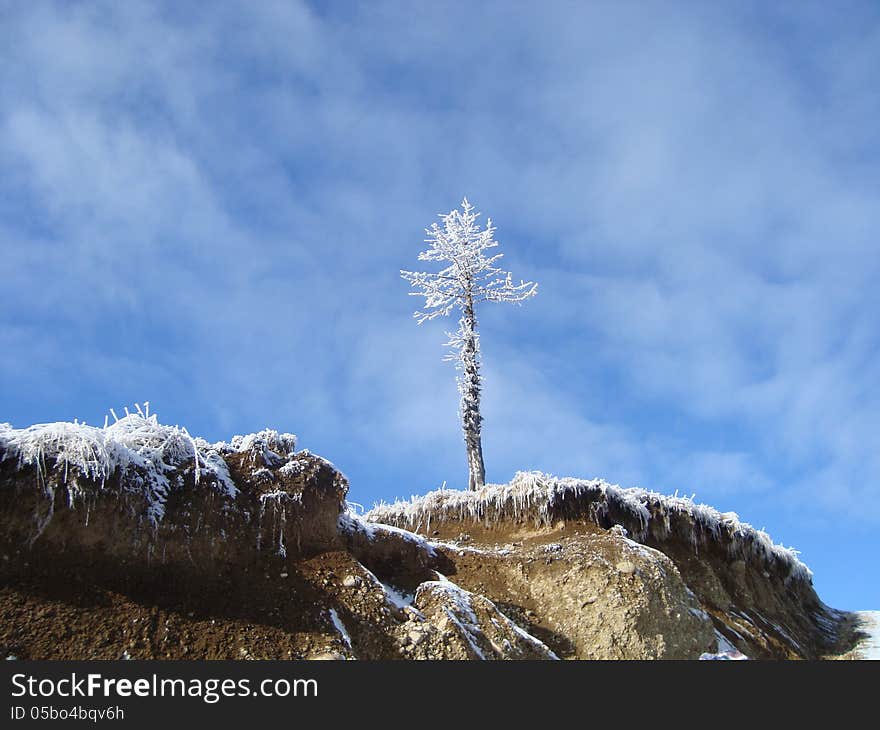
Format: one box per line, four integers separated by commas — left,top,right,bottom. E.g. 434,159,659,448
1,0,879,609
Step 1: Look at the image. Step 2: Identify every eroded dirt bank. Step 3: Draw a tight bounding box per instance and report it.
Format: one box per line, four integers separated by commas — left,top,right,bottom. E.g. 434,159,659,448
0,416,859,659
367,475,855,659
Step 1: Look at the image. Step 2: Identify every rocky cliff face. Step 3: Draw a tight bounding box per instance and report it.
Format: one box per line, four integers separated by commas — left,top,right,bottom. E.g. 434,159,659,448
367,473,853,659
0,415,858,660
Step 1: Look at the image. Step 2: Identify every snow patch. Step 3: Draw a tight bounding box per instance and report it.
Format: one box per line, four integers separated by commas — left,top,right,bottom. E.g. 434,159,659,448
855,611,880,659
714,630,738,654
428,540,497,556
381,582,415,610
328,608,352,648
699,650,748,660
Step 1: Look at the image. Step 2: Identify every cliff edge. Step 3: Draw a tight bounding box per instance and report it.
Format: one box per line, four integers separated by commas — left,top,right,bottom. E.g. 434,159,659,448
0,412,859,660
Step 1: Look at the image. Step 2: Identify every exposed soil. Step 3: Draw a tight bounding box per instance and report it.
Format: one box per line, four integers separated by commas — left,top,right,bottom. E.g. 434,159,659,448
370,483,857,660
0,548,343,660
0,421,862,660
426,522,714,659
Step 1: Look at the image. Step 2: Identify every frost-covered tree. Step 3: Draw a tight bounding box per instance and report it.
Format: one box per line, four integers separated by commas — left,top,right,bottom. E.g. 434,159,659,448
401,198,538,491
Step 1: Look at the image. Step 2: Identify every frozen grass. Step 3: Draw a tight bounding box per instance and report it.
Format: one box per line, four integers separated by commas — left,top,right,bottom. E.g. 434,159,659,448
366,470,813,586
0,406,297,538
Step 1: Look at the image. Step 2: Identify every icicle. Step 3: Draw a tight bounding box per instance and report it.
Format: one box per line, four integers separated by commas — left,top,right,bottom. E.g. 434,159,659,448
181,426,200,485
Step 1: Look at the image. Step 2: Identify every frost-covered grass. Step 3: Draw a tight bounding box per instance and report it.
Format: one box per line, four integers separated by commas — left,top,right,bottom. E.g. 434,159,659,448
366,471,813,586
0,406,298,539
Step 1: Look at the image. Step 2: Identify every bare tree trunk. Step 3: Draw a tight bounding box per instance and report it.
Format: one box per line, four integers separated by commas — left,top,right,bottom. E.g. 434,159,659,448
461,296,486,491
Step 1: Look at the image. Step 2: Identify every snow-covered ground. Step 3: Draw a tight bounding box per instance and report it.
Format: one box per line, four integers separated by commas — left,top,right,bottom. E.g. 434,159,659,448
856,611,880,659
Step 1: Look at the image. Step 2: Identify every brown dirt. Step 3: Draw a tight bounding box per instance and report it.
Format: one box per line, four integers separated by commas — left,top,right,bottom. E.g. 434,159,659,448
0,544,381,660
380,511,856,660
0,431,860,660
0,539,558,660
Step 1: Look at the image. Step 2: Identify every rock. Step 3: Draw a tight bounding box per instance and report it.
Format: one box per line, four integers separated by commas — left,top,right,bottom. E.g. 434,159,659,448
342,575,361,588
411,581,557,660
616,561,636,575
